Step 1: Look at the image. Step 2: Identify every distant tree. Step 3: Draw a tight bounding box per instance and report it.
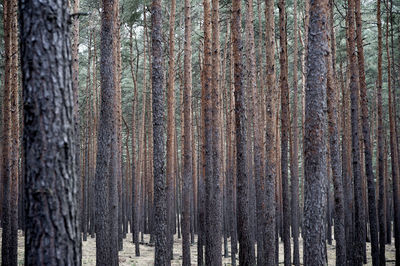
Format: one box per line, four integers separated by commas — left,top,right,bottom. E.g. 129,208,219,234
19,0,81,263
303,0,329,264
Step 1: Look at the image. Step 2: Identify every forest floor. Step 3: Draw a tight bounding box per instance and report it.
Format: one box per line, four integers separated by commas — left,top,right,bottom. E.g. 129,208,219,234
0,229,396,265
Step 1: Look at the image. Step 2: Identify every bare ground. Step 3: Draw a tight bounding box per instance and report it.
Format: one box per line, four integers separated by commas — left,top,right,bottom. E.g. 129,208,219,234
0,230,396,265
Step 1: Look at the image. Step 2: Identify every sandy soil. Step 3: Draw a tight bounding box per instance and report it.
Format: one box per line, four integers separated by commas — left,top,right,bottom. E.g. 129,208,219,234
0,230,396,265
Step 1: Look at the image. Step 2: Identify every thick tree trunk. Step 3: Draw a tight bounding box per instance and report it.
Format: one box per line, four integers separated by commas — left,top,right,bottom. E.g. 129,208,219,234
303,0,329,264
232,0,255,263
19,0,81,263
151,0,168,263
95,0,119,263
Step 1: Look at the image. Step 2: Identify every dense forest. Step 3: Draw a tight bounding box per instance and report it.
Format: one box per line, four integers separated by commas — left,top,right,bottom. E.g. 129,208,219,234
0,0,400,265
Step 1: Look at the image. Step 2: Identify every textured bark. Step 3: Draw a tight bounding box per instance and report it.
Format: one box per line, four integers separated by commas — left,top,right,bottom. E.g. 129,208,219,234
326,1,346,264
19,0,81,263
376,0,387,263
182,0,193,263
245,0,265,264
151,0,168,263
232,0,255,264
303,0,329,264
347,0,365,264
166,0,176,259
386,3,400,262
290,0,300,264
278,0,291,264
1,0,14,264
264,0,277,264
354,0,379,264
95,0,119,263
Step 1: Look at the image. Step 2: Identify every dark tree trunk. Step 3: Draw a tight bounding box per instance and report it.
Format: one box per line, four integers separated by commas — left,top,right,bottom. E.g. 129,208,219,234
264,0,277,264
354,0,380,264
278,0,291,264
95,0,119,264
19,0,81,263
232,0,256,264
303,0,329,264
376,0,387,264
182,0,193,262
326,1,346,264
151,0,168,263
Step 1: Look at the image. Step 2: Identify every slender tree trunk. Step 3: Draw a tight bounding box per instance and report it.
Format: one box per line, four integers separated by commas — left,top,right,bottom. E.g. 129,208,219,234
303,0,329,264
326,1,346,264
385,1,400,261
278,0,291,264
232,0,255,263
19,0,81,262
264,0,277,264
166,0,176,259
290,0,300,264
376,0,387,263
354,0,379,264
347,0,365,264
182,0,193,263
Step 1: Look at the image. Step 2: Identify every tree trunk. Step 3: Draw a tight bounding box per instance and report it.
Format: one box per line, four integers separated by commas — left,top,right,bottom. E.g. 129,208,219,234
278,0,291,264
151,0,168,262
232,0,255,263
347,0,365,264
182,0,193,263
376,0,387,263
290,0,300,264
354,0,379,264
264,0,277,264
326,1,346,264
19,0,81,263
303,0,329,264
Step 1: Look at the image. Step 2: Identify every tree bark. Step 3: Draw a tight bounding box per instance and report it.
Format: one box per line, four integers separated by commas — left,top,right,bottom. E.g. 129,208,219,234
232,0,256,263
151,0,168,263
303,0,329,264
20,0,81,263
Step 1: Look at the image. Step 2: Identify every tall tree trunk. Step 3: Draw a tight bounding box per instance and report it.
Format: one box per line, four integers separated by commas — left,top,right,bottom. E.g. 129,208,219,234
326,1,346,264
232,0,255,263
347,0,365,264
354,0,379,264
376,0,387,263
95,0,119,263
151,0,168,262
245,0,265,264
264,0,277,264
386,1,400,261
166,0,176,259
303,0,329,264
290,0,300,264
182,0,193,263
19,0,81,263
278,0,291,264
